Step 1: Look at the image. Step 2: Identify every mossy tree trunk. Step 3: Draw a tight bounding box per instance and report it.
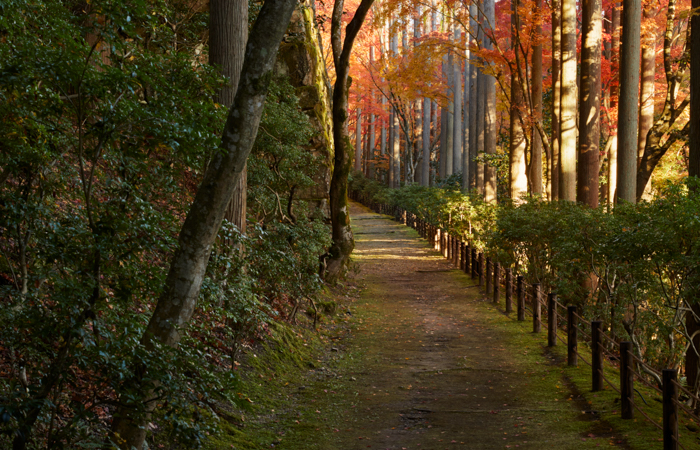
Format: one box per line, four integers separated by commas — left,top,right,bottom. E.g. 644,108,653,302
325,0,374,283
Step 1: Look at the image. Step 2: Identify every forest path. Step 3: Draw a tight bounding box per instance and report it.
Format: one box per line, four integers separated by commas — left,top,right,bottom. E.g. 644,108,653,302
313,201,629,450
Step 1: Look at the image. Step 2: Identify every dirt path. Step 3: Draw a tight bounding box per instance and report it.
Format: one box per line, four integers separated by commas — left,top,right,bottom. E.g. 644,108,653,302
311,201,624,450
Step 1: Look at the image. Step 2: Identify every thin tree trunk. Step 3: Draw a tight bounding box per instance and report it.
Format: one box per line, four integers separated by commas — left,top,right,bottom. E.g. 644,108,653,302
616,0,642,204
551,0,561,200
109,1,297,448
577,0,602,208
423,97,431,186
560,0,578,201
531,0,543,195
326,0,376,281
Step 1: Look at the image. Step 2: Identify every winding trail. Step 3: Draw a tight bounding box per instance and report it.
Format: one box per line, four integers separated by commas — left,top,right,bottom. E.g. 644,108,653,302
316,201,628,449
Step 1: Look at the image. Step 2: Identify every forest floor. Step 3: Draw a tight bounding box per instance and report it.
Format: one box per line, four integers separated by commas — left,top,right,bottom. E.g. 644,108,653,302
208,201,675,450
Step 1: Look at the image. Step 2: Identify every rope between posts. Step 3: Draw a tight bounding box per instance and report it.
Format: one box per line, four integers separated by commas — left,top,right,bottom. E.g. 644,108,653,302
630,353,663,379
599,368,621,394
630,369,663,395
576,351,593,368
672,378,700,405
573,311,591,327
574,324,592,341
598,329,620,349
672,397,700,424
555,299,567,311
556,333,567,346
630,397,664,432
672,434,690,450
598,342,621,364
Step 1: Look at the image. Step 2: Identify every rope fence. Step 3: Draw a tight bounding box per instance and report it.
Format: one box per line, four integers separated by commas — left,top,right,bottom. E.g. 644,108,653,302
355,201,700,450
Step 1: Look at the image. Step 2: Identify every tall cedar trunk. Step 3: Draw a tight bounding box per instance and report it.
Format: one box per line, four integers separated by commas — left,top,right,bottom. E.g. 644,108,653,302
413,13,422,186
510,0,528,201
326,0,375,281
577,0,602,208
484,0,497,203
380,97,387,183
109,1,297,448
616,0,641,204
560,0,578,201
530,0,543,195
446,54,455,176
686,0,700,401
355,108,362,171
440,101,447,178
608,2,621,207
551,0,561,200
476,4,485,194
469,2,478,190
211,0,248,245
392,106,401,186
463,27,470,191
423,97,431,186
637,15,656,195
453,25,463,176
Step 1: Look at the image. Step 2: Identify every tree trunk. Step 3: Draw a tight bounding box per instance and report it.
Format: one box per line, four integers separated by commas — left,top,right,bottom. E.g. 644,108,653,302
423,97,431,186
530,0,543,195
577,0,602,208
616,0,642,204
510,0,528,201
453,24,463,177
469,3,478,190
211,0,248,246
109,1,297,448
637,15,656,194
484,0,497,203
550,0,561,201
446,54,455,176
560,0,578,201
355,108,362,172
463,26,470,191
325,0,375,281
608,2,621,207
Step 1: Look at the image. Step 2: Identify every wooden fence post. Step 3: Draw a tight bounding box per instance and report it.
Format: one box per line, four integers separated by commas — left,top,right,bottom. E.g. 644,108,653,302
621,341,633,419
485,258,492,293
493,262,500,304
478,253,484,286
532,283,541,333
568,306,577,366
592,321,603,392
663,369,678,450
464,243,469,274
505,268,513,314
517,276,525,321
548,293,557,347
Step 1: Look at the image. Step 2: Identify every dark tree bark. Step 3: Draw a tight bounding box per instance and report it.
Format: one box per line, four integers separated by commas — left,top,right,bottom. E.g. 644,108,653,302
109,0,298,447
577,0,602,208
686,0,700,404
325,0,375,282
608,2,621,207
616,0,642,204
469,2,478,190
210,0,248,247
